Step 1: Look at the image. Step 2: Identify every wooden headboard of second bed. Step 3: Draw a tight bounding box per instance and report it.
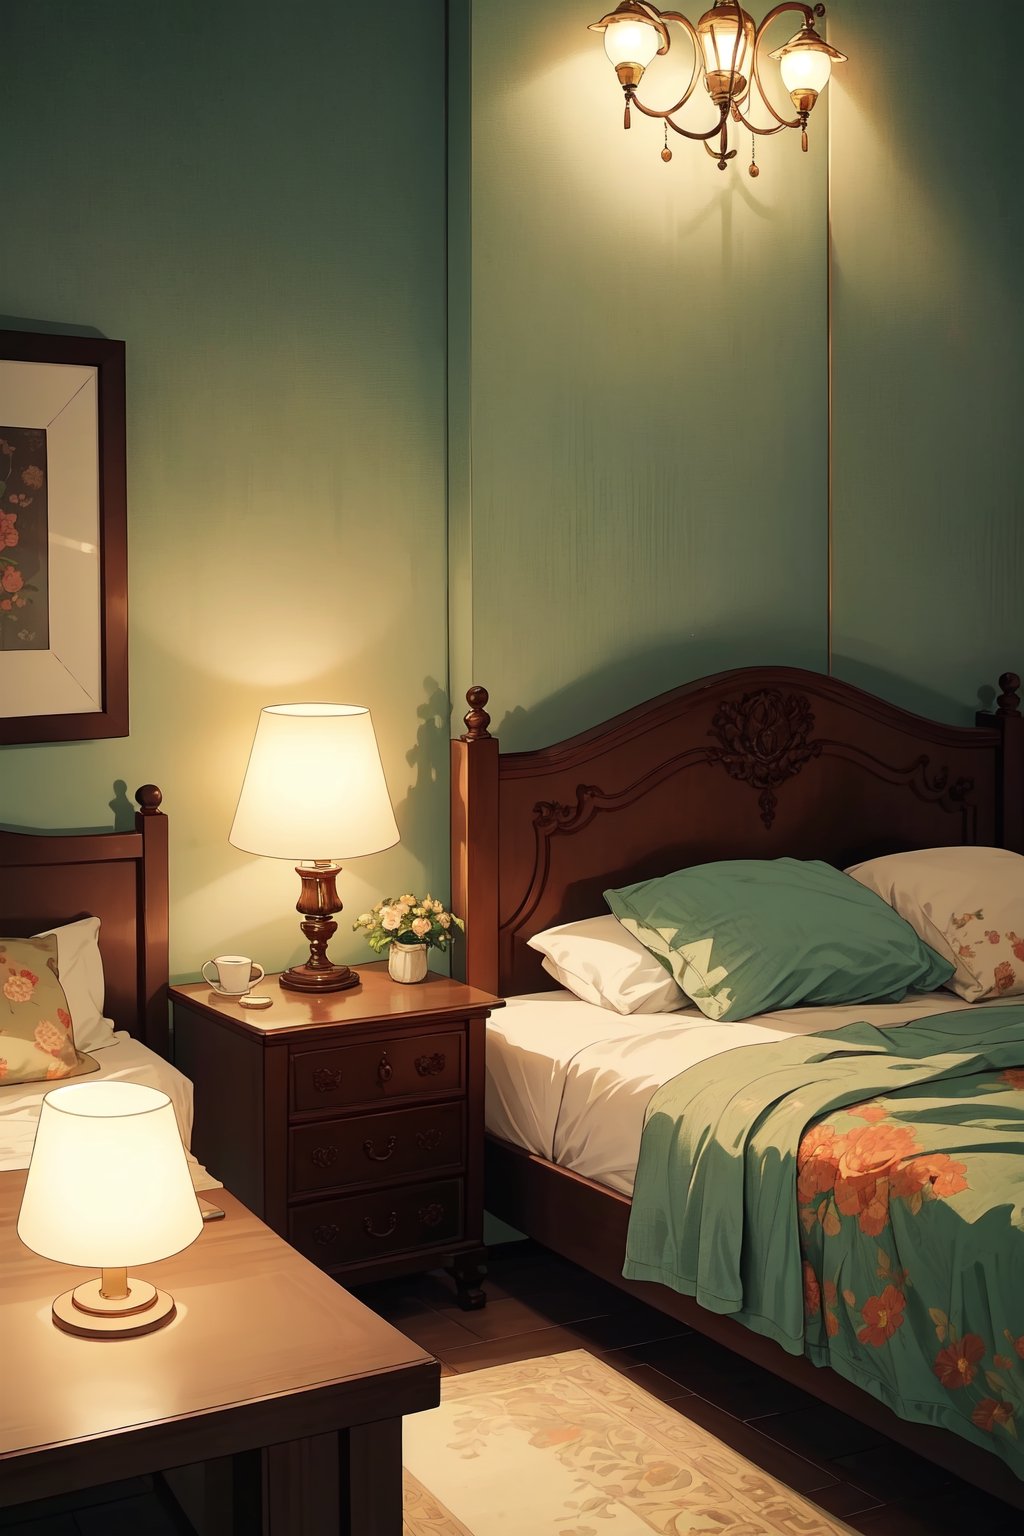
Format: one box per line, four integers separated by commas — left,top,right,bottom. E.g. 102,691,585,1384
450,666,1024,998
0,786,169,1053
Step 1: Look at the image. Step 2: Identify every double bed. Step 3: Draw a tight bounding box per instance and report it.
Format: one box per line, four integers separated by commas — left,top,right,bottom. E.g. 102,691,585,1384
451,664,1024,1508
0,785,217,1190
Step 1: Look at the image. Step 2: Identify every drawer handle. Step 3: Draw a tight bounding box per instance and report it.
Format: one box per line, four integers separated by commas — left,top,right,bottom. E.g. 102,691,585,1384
311,1145,339,1169
377,1051,394,1085
363,1135,397,1162
312,1222,340,1246
416,1128,443,1152
415,1052,446,1077
363,1211,398,1239
419,1202,445,1227
312,1067,343,1094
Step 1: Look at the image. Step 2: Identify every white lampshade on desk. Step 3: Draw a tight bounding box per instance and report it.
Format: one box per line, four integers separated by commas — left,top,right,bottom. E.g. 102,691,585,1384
18,1081,203,1338
230,703,399,993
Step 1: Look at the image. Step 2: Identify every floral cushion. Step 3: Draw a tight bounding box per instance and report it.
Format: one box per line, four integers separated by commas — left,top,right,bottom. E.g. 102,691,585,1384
0,934,98,1085
846,846,1024,1002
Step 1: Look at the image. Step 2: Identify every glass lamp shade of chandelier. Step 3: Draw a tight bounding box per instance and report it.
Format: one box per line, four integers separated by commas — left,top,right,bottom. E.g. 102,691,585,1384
769,22,847,114
697,2,756,105
589,2,667,89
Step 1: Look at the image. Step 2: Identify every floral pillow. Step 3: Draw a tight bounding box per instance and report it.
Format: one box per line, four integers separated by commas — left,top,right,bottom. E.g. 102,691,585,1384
0,934,98,1085
846,846,1024,1002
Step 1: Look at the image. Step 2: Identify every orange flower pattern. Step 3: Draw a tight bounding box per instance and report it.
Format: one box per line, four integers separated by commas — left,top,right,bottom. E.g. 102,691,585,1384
0,937,92,1085
797,1075,1024,1464
858,1285,906,1348
945,911,1024,1000
934,1334,986,1390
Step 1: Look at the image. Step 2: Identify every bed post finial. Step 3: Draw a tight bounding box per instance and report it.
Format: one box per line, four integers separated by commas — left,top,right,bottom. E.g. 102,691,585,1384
462,686,492,742
997,674,1021,717
135,784,163,814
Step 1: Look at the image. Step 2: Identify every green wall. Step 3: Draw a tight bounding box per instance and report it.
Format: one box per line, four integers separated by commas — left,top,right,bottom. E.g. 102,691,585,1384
829,0,1024,722
452,0,830,750
0,1,448,977
3,3,1021,981
453,0,1022,745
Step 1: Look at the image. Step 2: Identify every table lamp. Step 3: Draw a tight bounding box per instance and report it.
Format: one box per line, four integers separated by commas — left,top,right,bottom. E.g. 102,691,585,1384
229,702,399,993
17,1081,204,1339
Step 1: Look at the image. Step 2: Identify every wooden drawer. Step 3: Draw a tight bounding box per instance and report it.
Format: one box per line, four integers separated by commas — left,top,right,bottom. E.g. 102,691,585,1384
289,1178,464,1267
291,1029,464,1113
290,1102,465,1194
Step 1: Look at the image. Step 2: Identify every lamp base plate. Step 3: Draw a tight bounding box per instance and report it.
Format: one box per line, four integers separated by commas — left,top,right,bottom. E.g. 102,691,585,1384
279,961,360,993
52,1277,177,1338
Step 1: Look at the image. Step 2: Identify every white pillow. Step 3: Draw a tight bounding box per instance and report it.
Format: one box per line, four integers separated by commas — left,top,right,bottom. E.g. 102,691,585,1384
32,916,118,1051
845,846,1024,1003
528,915,687,1015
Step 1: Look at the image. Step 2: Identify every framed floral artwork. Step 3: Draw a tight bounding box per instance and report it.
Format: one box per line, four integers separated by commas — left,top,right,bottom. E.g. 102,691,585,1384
0,330,127,745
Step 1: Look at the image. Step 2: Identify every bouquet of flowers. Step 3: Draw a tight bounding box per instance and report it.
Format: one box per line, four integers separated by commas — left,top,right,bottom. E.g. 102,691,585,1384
353,894,464,954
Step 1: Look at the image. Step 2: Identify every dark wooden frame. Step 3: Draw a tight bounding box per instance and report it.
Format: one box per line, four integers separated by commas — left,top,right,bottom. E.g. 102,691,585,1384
0,329,128,746
451,664,1024,1507
0,784,169,1054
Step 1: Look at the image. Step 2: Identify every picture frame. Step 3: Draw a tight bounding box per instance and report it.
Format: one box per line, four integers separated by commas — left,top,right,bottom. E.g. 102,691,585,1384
0,330,127,745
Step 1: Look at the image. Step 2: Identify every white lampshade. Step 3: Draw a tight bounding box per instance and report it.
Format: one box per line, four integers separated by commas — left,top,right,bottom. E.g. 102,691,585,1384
229,703,400,863
778,40,834,97
18,1081,203,1269
603,14,662,70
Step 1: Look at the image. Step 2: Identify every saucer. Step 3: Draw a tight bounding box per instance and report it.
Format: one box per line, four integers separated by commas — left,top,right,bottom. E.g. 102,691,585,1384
208,981,255,998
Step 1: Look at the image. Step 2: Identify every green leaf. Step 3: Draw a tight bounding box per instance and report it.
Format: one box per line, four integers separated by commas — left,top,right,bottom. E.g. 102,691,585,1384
928,1307,948,1342
986,1371,1009,1393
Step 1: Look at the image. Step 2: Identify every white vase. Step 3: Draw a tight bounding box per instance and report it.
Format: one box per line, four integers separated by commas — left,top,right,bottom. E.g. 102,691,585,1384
388,942,429,983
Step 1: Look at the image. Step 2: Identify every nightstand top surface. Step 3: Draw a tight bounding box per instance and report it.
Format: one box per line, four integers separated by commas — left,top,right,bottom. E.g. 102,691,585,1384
170,961,503,1038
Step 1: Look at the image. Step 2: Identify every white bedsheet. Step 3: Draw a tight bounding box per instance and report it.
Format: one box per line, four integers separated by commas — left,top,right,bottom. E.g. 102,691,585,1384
0,1031,222,1192
485,988,994,1196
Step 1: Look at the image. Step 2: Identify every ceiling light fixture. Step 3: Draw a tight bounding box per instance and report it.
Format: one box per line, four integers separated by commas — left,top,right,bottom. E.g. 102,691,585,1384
589,0,846,175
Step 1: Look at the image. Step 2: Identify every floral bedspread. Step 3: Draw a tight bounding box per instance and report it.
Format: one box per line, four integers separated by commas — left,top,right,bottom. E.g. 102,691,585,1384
623,1005,1024,1481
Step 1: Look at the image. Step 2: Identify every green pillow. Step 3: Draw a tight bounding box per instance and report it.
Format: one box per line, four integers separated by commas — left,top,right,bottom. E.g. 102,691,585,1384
604,858,954,1022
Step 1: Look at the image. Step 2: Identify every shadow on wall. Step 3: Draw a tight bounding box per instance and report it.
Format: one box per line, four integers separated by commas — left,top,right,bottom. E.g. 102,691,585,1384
466,641,1012,754
392,676,452,864
479,633,821,752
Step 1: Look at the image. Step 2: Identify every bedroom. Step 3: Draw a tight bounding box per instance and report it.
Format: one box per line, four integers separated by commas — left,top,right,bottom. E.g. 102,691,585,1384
1,1,1022,1533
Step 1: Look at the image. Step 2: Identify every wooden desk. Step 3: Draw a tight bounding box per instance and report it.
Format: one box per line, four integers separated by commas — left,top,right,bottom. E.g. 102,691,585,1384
0,1176,439,1534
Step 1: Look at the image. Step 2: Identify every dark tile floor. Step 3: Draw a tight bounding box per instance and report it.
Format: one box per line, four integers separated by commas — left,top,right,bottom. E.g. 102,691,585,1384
5,1241,1021,1534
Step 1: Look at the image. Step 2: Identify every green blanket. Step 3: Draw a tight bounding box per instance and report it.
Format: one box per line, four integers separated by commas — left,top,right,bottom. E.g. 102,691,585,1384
625,1005,1024,1477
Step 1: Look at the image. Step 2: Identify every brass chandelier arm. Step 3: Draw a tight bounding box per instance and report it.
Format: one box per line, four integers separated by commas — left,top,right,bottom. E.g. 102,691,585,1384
732,104,790,137
630,90,729,143
651,10,703,114
750,0,823,130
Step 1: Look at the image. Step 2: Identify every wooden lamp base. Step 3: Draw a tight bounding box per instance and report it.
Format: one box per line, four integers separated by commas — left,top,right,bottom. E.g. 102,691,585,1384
52,1270,176,1339
279,862,361,994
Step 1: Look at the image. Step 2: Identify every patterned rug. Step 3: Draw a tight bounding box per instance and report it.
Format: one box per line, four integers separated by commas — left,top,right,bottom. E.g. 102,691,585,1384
403,1350,855,1535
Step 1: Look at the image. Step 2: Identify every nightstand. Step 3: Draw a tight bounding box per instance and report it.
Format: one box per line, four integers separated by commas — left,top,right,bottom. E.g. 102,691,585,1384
170,964,503,1309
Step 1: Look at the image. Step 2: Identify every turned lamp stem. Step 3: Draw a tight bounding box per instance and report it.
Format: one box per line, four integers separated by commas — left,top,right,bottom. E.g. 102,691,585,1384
280,860,359,993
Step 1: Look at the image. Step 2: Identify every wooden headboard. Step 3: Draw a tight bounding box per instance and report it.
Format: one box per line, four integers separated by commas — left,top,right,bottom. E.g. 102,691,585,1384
451,667,1024,998
0,785,169,1054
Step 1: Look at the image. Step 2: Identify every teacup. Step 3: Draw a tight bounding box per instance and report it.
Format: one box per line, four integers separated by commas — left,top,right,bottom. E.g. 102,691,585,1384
202,954,265,995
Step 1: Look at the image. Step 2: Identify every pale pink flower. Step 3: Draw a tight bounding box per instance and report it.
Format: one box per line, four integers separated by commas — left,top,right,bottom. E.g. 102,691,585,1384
380,905,405,931
411,917,432,938
1,567,23,594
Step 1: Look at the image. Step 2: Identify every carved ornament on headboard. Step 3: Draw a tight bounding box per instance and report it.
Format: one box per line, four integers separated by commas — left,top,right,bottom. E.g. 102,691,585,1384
707,689,822,829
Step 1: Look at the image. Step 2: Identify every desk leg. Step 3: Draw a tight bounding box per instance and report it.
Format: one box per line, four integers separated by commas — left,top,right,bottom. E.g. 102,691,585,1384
339,1419,403,1536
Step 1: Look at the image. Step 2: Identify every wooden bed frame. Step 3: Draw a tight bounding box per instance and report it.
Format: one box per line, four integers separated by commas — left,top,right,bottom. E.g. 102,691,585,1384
0,784,169,1054
450,664,1024,1508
